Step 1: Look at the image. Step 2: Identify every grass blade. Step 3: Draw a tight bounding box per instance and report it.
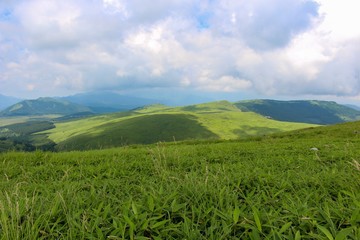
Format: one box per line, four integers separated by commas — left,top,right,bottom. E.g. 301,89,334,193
233,205,241,224
317,225,334,240
335,227,353,240
252,206,262,233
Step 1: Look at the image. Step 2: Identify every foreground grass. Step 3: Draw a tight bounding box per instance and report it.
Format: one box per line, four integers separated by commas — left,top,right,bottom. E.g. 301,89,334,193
1,122,360,239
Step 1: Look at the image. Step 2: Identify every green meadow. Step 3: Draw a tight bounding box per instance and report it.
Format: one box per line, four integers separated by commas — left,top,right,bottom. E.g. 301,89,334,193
43,101,315,151
1,121,360,239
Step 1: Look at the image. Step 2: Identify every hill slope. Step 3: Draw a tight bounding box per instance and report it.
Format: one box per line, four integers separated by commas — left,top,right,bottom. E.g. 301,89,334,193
234,99,360,124
0,94,21,111
0,97,93,117
1,120,360,238
43,101,316,150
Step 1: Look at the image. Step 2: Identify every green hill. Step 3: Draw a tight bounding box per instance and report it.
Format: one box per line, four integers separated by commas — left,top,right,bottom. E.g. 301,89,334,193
56,114,217,150
234,99,360,124
43,101,315,151
1,120,359,239
0,94,21,111
0,97,93,117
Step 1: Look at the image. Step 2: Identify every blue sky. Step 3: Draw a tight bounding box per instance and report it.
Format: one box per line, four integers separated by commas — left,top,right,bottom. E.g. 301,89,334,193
0,0,360,104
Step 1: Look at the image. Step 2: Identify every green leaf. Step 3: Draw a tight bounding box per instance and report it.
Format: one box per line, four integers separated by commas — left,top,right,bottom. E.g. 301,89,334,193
250,229,261,240
279,222,292,234
140,219,150,231
131,202,138,216
295,230,301,240
335,227,353,240
171,199,184,212
147,195,155,212
350,209,360,226
317,225,334,240
233,205,241,224
123,215,135,231
151,219,169,229
252,206,262,233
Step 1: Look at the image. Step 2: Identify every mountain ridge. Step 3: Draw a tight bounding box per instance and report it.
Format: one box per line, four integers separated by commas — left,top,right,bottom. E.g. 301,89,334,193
0,97,93,117
0,94,21,111
60,91,160,113
43,100,316,150
234,99,360,124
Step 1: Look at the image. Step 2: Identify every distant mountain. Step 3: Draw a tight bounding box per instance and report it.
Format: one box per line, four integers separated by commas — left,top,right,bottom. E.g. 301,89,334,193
234,99,360,124
61,91,159,113
0,94,21,111
0,97,92,117
345,104,360,111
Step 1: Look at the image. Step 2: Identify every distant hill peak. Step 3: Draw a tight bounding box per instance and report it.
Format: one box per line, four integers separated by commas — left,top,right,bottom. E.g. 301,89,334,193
234,99,360,125
134,104,169,112
0,97,92,117
181,100,239,112
61,91,160,113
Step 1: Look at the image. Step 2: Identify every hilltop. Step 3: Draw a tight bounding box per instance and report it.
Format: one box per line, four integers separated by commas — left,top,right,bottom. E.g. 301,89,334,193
234,99,360,124
0,97,93,117
2,99,360,151
42,100,315,151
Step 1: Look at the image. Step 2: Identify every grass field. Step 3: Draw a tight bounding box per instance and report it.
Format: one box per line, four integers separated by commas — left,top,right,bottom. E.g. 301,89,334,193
43,101,316,151
1,121,359,239
0,115,61,127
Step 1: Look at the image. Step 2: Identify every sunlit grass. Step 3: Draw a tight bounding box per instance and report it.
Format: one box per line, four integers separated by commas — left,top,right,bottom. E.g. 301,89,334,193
1,121,360,239
43,101,317,150
0,115,61,127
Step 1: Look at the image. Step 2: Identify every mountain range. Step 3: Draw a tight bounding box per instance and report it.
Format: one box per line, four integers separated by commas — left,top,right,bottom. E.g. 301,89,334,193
1,96,360,151
1,95,360,125
235,99,360,124
60,91,159,113
0,97,92,117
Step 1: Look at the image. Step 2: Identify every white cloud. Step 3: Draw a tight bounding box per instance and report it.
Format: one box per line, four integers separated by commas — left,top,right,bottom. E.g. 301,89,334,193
0,0,360,102
200,76,252,92
102,0,129,16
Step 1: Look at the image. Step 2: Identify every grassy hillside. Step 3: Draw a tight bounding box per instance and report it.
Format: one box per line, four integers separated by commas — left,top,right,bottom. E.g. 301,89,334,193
43,101,315,151
235,99,360,124
0,121,56,152
57,114,217,150
1,121,359,239
0,97,92,117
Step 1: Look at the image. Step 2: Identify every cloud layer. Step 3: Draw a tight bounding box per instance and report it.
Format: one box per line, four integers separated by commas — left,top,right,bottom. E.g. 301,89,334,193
0,0,359,100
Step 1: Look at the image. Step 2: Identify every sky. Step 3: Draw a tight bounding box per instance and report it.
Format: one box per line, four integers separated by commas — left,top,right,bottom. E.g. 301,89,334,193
0,0,360,104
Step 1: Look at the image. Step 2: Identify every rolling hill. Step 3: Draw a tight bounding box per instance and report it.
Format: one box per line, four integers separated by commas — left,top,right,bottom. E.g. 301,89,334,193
234,99,360,124
0,94,21,111
0,97,93,117
42,100,316,151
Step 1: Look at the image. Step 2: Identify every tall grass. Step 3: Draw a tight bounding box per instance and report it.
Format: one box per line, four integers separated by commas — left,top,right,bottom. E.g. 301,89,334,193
1,123,360,239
